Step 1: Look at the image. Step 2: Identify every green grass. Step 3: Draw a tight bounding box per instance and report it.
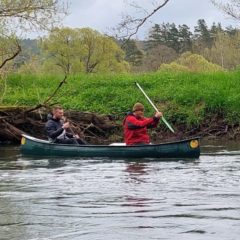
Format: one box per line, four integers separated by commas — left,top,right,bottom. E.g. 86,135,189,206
2,71,240,126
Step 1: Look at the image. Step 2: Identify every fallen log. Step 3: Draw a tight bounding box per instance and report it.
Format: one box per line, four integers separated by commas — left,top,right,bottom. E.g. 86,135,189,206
0,107,120,144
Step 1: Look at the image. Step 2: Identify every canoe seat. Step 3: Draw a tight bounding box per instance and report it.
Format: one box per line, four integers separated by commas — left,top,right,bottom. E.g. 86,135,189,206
109,143,126,146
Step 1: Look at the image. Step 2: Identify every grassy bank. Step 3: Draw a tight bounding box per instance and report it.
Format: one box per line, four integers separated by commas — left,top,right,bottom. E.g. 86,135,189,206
2,71,240,127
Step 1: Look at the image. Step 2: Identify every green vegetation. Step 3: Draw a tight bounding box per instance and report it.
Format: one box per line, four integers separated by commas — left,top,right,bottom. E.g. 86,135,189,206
159,52,223,72
40,27,129,74
2,71,240,127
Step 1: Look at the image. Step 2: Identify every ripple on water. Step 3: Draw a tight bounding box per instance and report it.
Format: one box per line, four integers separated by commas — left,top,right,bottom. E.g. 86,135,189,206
0,145,240,240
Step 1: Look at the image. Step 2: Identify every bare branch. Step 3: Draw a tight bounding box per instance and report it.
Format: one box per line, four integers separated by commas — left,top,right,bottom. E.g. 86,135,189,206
24,75,68,114
114,0,170,41
43,75,68,105
211,0,240,21
128,0,170,40
0,39,21,69
0,0,69,31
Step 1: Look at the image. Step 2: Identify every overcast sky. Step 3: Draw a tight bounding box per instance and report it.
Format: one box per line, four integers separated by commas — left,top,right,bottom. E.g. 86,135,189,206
63,0,237,39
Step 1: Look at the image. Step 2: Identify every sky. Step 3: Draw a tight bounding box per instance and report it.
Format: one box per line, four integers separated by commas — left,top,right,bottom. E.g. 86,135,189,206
62,0,239,39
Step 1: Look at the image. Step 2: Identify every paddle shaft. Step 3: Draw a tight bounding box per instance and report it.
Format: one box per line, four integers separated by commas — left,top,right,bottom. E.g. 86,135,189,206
68,126,80,145
135,82,175,133
64,118,86,145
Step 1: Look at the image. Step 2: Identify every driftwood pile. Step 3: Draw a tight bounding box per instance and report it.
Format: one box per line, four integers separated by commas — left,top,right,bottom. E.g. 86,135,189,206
1,106,240,144
0,106,121,144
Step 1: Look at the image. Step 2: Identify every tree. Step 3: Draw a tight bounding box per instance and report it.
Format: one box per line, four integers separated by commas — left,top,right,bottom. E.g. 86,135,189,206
41,27,79,75
178,24,193,53
0,0,67,31
0,30,21,70
14,39,41,70
211,0,240,21
204,31,240,69
0,0,68,71
167,23,180,53
159,52,223,72
147,24,162,48
41,27,129,74
121,39,143,68
143,44,178,72
194,19,212,49
225,25,238,36
114,0,170,41
148,23,192,53
209,22,223,45
78,28,129,73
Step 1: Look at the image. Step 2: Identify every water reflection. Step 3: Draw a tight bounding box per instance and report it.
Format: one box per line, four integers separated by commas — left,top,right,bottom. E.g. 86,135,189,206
124,162,148,183
0,145,20,161
123,162,150,209
201,139,240,155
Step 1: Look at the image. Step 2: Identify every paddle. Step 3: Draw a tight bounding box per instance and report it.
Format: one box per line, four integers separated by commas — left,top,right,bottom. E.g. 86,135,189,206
64,118,87,145
68,125,80,145
135,82,175,133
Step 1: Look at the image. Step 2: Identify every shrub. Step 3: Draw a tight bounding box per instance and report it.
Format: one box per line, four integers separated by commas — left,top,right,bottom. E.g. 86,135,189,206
159,52,223,73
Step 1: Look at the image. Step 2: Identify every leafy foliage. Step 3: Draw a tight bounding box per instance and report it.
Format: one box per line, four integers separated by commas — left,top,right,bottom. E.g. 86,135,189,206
0,0,67,74
159,52,223,72
2,71,240,126
146,20,240,71
0,0,67,31
40,27,129,74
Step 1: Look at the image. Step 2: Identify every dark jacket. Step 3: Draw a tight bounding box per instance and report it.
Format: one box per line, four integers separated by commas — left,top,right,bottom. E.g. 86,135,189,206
123,112,159,145
45,117,73,141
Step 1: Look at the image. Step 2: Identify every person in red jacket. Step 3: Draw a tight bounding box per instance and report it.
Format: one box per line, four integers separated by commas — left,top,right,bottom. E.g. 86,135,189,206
123,102,163,145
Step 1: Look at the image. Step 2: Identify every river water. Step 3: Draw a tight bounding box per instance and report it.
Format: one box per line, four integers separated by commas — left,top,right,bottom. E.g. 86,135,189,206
0,141,240,240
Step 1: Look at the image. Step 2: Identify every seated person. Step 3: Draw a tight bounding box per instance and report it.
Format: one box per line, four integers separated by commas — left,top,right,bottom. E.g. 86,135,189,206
45,106,86,144
123,102,162,145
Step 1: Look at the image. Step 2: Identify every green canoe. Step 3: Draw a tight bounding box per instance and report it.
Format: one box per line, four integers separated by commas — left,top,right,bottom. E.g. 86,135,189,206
20,134,200,159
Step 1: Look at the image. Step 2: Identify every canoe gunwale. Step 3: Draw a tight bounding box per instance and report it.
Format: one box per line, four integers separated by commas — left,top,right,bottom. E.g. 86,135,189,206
21,134,200,148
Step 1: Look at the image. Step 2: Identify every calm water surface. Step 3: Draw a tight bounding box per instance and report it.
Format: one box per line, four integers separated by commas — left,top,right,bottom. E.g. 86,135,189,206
0,141,240,240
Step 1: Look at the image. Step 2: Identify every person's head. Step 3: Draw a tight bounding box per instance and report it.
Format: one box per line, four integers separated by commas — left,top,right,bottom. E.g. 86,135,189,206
132,102,144,118
52,106,64,120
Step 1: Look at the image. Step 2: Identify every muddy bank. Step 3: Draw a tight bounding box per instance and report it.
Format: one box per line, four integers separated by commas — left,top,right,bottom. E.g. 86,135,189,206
0,107,240,144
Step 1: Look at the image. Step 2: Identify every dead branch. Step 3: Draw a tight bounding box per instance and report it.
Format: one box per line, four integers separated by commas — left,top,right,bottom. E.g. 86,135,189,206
0,40,21,69
115,0,170,44
211,0,240,21
127,0,170,41
23,75,67,115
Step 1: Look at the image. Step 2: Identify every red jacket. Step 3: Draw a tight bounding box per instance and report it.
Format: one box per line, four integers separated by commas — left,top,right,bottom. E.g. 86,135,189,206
123,113,159,145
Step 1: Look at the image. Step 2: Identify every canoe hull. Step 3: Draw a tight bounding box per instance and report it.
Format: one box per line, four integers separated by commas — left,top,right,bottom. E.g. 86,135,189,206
21,134,200,159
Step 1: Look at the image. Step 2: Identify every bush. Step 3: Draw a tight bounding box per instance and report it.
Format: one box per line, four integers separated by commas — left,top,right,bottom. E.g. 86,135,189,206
159,52,224,73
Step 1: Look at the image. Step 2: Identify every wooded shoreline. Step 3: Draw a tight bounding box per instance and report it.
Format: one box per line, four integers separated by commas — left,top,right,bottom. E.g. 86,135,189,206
1,107,239,145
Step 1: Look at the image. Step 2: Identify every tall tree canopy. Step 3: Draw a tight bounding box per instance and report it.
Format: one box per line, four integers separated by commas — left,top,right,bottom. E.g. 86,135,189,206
148,23,192,53
0,0,67,70
41,27,129,74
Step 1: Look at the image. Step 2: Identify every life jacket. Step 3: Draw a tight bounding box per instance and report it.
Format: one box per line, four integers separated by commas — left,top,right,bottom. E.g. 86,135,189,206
123,112,159,145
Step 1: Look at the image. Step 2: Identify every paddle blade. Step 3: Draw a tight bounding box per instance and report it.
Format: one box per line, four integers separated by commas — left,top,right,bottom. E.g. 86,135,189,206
162,116,175,133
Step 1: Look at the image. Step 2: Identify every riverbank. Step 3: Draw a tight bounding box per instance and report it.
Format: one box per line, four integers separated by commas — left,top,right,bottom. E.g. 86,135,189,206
0,107,119,144
1,71,240,143
0,107,239,145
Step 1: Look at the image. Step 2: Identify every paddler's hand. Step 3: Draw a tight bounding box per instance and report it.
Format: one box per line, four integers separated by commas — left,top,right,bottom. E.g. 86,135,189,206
154,112,163,118
74,134,80,139
62,122,70,129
